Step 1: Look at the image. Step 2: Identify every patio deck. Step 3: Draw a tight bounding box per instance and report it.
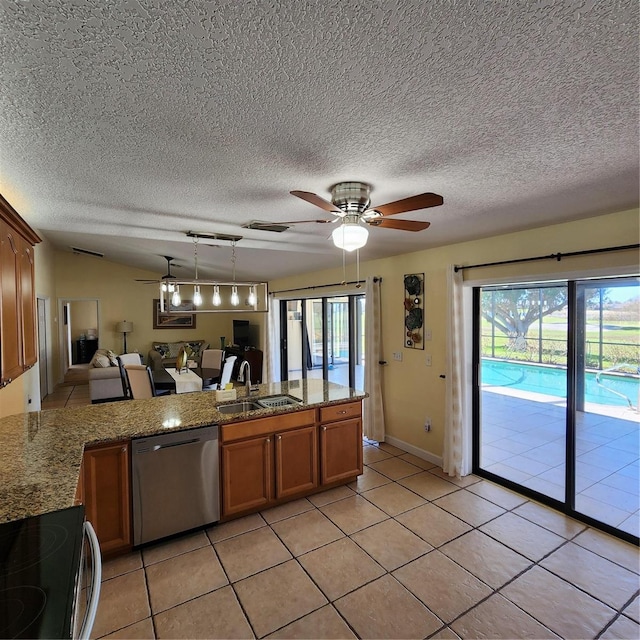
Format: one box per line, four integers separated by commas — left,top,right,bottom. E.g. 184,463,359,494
481,388,639,538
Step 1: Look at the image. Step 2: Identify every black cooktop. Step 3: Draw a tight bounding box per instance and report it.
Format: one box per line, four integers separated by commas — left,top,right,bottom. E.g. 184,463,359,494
0,506,84,639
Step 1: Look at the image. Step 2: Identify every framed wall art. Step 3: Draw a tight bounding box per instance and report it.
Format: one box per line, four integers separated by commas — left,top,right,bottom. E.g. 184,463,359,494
404,273,424,349
153,299,197,329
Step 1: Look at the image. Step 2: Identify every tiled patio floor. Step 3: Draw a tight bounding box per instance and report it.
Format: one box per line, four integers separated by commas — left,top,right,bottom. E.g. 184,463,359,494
481,389,639,538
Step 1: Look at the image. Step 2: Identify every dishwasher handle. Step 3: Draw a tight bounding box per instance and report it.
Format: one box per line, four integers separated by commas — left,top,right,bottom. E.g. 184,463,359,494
152,437,200,451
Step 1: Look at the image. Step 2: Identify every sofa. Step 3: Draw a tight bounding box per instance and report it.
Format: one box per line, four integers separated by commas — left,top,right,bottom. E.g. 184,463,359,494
147,340,209,371
87,349,133,403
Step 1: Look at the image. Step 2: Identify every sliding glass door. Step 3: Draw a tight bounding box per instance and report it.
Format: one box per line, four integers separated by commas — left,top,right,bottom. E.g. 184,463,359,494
280,294,365,390
475,277,639,542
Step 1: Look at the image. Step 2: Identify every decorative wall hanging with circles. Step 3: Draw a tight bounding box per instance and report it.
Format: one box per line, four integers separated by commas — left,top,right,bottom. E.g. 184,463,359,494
404,273,424,349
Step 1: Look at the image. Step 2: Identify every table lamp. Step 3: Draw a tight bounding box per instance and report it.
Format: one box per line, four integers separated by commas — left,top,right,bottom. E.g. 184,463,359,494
116,321,133,353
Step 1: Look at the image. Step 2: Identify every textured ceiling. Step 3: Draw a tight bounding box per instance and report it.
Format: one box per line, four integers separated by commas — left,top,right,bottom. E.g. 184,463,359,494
1,1,638,281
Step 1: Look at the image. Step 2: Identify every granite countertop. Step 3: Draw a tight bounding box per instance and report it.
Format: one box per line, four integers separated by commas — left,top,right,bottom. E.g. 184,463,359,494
0,379,366,524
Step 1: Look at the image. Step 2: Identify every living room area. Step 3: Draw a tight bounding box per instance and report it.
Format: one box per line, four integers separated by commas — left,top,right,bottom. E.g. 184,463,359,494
37,248,266,409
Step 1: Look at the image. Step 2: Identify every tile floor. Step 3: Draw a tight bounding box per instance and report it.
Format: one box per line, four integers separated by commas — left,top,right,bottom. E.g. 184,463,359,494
41,383,91,409
93,442,640,640
481,390,640,536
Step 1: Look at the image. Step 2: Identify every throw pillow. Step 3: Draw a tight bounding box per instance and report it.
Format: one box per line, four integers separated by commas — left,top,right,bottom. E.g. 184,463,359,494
168,342,183,358
153,343,170,358
185,341,205,359
106,350,118,366
92,354,111,368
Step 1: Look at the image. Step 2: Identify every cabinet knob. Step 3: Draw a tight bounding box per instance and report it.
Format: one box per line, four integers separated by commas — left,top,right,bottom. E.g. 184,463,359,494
338,410,347,414
266,438,270,444
121,447,126,452
277,435,281,441
322,426,326,431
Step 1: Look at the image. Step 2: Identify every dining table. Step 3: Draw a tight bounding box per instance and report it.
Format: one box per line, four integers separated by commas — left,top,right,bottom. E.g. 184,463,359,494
152,367,220,393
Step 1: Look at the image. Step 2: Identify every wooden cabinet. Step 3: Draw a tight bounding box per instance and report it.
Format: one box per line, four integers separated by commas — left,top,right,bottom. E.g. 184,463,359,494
220,409,317,517
0,195,40,387
75,338,98,364
320,402,363,485
275,425,318,499
225,347,264,384
83,440,132,556
222,436,272,516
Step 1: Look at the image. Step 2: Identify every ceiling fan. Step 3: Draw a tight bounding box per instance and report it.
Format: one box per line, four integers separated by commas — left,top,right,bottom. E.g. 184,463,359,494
135,255,181,285
289,181,443,251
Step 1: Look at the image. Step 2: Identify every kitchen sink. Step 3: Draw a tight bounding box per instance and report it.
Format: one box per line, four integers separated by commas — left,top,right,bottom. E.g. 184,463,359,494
217,401,263,414
256,395,302,408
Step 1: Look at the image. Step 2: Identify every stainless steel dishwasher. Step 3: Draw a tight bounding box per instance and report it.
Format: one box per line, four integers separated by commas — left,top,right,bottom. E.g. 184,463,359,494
131,425,219,546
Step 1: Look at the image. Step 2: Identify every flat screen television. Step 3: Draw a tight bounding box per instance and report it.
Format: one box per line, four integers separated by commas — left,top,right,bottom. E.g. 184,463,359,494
233,319,251,349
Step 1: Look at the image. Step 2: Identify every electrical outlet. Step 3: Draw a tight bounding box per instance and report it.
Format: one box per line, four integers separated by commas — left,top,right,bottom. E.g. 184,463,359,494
393,352,403,361
425,354,432,366
424,417,432,432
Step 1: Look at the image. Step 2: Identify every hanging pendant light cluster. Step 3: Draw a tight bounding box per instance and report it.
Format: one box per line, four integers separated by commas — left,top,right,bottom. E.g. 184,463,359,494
158,233,268,313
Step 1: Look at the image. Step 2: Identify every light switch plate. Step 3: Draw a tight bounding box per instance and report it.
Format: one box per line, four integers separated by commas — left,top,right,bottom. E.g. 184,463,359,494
424,328,432,340
425,354,432,366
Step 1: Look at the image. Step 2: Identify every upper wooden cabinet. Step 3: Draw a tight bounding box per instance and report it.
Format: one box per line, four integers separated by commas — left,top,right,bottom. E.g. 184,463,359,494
0,195,40,387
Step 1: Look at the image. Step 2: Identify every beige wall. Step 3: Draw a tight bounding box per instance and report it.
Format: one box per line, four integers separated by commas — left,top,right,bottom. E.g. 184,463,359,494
270,208,640,461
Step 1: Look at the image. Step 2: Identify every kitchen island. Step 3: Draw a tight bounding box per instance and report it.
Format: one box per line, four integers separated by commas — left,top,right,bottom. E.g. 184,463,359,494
0,379,366,528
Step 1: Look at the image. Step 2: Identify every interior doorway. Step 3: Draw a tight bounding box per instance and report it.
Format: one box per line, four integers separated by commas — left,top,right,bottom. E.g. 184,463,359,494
37,297,49,400
58,298,99,380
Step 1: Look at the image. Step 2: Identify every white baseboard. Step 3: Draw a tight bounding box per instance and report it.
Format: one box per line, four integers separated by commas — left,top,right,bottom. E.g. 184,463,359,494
381,435,443,469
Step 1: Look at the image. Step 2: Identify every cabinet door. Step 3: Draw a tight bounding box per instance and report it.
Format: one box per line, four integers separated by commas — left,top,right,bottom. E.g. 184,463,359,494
83,441,132,556
320,418,363,485
0,222,22,383
20,240,37,369
275,425,318,499
222,436,273,516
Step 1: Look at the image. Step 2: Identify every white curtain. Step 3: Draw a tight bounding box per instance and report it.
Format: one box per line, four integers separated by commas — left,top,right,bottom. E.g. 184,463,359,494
363,276,385,442
265,299,280,383
443,265,471,477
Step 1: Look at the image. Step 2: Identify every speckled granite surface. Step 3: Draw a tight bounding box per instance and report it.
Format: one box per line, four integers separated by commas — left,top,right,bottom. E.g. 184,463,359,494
0,380,365,524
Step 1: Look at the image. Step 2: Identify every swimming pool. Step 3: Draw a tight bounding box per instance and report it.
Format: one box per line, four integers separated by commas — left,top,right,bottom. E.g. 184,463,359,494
481,359,639,407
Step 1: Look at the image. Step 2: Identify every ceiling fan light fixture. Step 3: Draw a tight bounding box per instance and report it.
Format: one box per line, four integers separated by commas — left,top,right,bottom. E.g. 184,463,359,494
332,219,369,252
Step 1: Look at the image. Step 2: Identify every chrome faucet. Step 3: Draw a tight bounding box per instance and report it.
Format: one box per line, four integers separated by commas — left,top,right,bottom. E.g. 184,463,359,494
239,360,252,394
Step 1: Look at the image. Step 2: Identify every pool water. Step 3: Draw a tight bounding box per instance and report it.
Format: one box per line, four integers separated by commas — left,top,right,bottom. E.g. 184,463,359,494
481,359,639,407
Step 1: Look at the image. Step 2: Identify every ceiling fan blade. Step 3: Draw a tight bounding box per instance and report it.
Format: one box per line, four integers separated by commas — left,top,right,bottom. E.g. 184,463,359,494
282,219,335,224
290,190,342,214
368,218,431,231
369,192,443,217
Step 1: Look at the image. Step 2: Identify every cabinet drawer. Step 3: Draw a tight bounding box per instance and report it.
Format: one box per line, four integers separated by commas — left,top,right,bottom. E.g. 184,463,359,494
319,401,362,423
221,408,316,443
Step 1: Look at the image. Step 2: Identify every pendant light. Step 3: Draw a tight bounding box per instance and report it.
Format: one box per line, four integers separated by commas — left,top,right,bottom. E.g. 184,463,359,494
212,285,221,306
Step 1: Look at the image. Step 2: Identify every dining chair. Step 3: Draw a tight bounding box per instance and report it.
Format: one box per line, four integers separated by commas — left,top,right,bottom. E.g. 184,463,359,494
201,348,224,370
117,353,142,397
124,364,171,399
218,355,237,389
